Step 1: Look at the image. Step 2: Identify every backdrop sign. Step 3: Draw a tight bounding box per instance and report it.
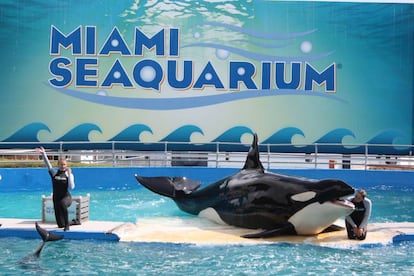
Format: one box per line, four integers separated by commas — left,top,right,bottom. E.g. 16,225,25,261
1,1,413,153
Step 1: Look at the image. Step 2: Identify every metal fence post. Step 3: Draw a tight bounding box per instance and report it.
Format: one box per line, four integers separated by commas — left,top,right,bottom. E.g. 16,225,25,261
112,141,115,167
267,144,270,170
216,142,219,168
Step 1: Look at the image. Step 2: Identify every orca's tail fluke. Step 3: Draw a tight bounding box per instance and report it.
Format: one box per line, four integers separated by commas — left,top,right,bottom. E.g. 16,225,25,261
35,222,64,242
26,223,64,258
135,174,201,198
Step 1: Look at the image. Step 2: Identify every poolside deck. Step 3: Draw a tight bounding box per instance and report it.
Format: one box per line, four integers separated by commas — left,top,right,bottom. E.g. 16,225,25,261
0,218,124,241
1,217,413,247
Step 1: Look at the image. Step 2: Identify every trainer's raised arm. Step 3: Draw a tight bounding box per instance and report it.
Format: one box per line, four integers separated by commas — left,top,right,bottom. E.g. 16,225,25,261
36,147,52,171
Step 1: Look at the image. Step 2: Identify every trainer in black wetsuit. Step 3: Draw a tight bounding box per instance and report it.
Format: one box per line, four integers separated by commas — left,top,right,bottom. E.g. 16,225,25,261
37,147,75,231
345,189,371,240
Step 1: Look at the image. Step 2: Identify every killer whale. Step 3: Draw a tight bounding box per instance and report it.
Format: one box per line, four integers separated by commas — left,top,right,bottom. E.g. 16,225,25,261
135,133,355,238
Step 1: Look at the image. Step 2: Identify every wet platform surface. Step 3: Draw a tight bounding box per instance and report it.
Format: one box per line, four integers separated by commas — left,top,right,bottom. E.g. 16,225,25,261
110,217,414,248
1,217,413,247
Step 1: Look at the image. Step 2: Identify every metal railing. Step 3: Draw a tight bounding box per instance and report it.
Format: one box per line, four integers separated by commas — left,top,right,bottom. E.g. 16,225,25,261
0,141,414,170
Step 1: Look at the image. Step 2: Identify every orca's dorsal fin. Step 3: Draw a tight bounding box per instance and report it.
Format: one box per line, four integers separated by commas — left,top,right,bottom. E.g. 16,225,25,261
242,133,264,172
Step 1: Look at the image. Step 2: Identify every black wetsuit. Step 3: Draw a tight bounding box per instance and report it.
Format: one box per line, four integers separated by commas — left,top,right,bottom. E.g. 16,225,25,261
49,169,72,228
346,199,367,240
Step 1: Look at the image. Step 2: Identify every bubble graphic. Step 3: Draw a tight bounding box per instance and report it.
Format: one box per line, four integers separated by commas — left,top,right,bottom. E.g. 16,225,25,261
111,39,119,47
301,41,312,53
237,68,246,76
113,71,121,79
194,32,201,39
205,73,213,81
96,90,107,96
140,66,156,82
216,49,230,60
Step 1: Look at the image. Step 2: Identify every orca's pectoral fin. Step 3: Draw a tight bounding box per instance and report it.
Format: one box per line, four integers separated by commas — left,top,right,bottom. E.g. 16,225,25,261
322,224,345,233
35,222,64,242
241,224,296,239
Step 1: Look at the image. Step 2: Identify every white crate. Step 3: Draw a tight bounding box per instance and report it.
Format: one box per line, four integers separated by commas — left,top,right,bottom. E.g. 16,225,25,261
42,194,90,225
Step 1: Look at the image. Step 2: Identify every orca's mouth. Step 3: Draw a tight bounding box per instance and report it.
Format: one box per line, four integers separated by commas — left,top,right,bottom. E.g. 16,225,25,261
330,198,354,209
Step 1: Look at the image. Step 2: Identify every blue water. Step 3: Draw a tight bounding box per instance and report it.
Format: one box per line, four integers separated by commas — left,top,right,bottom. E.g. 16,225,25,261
1,239,413,275
1,185,413,275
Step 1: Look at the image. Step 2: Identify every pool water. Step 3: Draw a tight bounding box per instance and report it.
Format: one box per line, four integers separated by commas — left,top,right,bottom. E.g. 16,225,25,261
1,185,413,275
2,239,413,275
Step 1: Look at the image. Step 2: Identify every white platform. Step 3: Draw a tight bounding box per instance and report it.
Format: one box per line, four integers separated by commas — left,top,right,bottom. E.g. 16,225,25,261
1,217,413,247
0,218,124,241
109,217,414,247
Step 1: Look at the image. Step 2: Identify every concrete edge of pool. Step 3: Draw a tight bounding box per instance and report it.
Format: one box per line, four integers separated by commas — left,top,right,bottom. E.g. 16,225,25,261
1,218,414,247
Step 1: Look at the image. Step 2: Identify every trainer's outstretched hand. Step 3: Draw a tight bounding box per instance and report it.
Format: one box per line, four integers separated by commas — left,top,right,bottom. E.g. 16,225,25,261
35,147,45,153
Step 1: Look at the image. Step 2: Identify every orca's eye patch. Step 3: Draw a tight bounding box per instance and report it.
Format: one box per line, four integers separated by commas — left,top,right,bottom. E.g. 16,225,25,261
291,191,316,202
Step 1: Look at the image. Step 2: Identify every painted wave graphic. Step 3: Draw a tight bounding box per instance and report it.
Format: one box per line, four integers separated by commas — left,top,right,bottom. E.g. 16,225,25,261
51,85,345,110
109,124,153,141
56,123,102,142
1,123,50,142
0,123,409,154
